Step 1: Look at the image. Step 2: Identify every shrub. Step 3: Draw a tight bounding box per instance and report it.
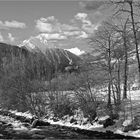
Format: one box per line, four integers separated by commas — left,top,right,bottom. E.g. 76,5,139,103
48,91,76,118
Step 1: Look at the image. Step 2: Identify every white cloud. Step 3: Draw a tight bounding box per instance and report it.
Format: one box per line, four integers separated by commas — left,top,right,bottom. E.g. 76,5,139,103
75,13,92,26
31,14,98,50
76,31,88,38
36,33,67,40
40,16,56,22
36,21,53,32
35,16,89,39
0,21,9,30
82,24,99,33
75,13,87,19
20,13,100,53
74,12,99,33
8,33,15,42
63,31,81,36
5,20,26,28
61,24,79,31
63,30,88,39
66,47,85,56
36,17,80,34
36,16,60,33
0,32,4,42
0,20,26,29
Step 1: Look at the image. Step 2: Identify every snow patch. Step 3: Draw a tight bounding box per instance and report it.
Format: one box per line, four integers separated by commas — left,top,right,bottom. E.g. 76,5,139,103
98,115,110,121
128,130,140,138
8,109,140,138
13,126,28,131
66,47,85,56
9,110,33,119
122,119,132,127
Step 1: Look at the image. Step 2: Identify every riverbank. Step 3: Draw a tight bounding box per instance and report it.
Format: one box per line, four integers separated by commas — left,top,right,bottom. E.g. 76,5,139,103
0,109,138,139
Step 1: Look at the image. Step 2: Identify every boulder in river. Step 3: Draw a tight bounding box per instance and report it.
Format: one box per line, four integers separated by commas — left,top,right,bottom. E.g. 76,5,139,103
103,118,115,128
70,118,77,124
98,116,115,128
31,119,50,128
52,118,59,122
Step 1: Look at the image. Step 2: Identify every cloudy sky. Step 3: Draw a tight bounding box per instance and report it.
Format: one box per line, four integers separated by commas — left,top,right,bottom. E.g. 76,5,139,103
0,1,111,54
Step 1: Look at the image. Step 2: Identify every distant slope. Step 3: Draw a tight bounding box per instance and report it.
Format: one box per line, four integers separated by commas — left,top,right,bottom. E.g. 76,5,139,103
0,42,81,80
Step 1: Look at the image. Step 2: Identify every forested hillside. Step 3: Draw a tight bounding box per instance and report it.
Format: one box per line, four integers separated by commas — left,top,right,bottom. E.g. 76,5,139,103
0,42,81,111
0,42,80,80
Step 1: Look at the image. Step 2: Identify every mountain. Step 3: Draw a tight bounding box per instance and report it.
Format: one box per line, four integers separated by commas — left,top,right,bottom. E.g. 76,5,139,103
20,33,85,56
20,34,55,53
0,42,81,80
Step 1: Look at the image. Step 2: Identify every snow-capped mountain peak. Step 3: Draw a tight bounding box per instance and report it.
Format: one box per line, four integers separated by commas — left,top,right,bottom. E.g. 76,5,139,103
19,34,85,56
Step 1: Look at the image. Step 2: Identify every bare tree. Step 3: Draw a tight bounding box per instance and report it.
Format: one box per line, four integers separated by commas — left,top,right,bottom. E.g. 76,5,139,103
89,20,120,109
111,16,131,99
112,0,140,84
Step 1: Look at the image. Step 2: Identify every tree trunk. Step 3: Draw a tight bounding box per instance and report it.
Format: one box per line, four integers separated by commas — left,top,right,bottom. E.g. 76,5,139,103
117,59,121,103
107,39,112,108
129,1,140,84
108,82,111,107
123,34,128,99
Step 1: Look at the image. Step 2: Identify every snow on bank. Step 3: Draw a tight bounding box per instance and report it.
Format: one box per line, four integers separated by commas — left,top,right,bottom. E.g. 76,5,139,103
9,110,33,119
0,114,28,131
8,110,140,138
46,118,103,130
115,129,140,138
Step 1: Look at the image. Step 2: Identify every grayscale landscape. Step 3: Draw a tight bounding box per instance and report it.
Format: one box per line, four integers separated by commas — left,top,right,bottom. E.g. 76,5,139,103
0,0,140,139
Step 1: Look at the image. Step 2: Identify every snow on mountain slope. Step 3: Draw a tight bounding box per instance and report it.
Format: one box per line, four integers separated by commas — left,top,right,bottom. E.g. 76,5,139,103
19,33,85,56
66,47,85,56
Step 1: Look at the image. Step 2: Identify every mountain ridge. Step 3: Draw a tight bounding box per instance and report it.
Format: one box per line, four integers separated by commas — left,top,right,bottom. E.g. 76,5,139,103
0,42,81,80
19,33,85,56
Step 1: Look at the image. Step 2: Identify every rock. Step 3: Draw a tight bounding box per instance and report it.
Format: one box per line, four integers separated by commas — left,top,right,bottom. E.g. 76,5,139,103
98,116,110,124
83,120,88,125
103,118,115,128
123,115,140,132
70,118,77,124
52,118,59,122
24,118,32,123
133,115,140,127
123,116,140,132
31,119,50,128
3,124,13,129
2,111,9,116
123,124,136,132
28,128,42,135
9,113,16,118
0,121,6,125
98,115,116,128
15,115,22,120
31,119,38,128
98,119,106,125
22,123,31,127
17,116,27,122
74,122,78,125
31,134,45,139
